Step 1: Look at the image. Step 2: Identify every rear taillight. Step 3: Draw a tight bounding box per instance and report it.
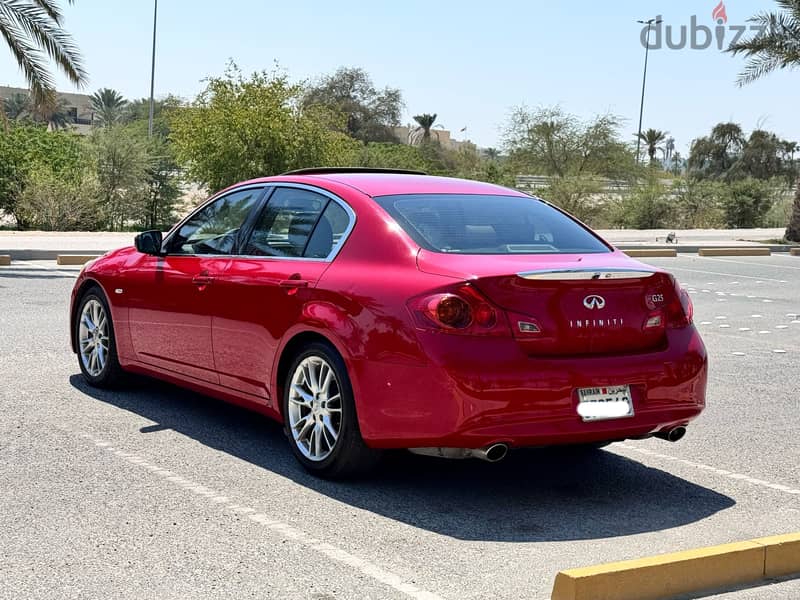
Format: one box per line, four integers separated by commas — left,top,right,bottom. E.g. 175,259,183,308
666,277,693,328
408,284,509,336
643,275,693,330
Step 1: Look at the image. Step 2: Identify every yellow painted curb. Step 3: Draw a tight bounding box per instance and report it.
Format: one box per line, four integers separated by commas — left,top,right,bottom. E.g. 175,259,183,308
56,254,100,266
0,254,10,266
752,533,800,578
551,532,800,600
790,247,800,256
623,249,677,258
698,247,771,257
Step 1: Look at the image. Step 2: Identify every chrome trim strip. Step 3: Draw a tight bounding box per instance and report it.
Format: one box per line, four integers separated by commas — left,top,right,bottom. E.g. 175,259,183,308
517,268,656,280
160,182,357,264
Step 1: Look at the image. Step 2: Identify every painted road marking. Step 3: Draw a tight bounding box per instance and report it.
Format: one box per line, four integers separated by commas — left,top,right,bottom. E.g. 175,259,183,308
615,444,800,497
664,266,787,283
73,431,445,600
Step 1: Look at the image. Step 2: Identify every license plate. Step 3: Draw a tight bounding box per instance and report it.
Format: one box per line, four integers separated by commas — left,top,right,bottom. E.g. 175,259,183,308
577,385,634,421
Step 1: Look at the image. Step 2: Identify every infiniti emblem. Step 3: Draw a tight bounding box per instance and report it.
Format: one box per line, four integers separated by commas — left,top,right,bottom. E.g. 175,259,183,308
583,295,606,310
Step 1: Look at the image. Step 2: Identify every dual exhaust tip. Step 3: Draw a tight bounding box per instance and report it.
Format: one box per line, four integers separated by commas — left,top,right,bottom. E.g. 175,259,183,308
410,427,687,463
409,443,509,463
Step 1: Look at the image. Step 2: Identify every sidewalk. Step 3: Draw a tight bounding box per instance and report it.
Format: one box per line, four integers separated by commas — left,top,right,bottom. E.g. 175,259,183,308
0,228,790,260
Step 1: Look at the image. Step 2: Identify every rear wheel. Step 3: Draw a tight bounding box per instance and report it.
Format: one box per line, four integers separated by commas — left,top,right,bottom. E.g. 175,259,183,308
75,289,125,387
283,342,381,478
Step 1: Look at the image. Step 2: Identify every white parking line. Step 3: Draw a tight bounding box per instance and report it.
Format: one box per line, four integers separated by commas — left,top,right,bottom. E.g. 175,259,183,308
663,265,787,283
614,444,800,497
694,256,800,271
74,431,445,600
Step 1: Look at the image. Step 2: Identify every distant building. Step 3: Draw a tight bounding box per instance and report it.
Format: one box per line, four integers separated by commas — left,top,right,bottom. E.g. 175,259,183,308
392,125,475,152
0,85,95,133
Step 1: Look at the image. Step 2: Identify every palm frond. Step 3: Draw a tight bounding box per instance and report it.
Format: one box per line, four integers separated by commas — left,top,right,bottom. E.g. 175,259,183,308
0,0,86,103
728,3,800,86
0,9,54,102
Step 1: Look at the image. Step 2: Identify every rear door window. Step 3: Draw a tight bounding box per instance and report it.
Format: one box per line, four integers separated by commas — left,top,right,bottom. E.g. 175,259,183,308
374,194,610,255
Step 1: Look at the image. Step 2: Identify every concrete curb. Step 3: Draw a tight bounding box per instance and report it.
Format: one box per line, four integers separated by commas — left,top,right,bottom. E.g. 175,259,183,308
56,254,99,266
698,247,771,257
623,249,677,258
616,244,792,254
551,532,800,600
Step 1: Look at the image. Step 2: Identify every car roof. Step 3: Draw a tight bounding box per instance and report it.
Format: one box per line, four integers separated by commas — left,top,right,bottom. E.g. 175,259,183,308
235,172,527,198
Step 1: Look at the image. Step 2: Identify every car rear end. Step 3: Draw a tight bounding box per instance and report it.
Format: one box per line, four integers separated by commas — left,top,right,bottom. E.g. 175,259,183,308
366,191,706,452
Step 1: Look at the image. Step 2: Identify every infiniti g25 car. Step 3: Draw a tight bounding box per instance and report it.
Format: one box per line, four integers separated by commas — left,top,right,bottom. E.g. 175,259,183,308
71,168,707,478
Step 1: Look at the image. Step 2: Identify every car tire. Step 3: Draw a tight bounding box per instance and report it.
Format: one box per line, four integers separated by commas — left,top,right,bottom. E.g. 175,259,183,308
75,287,126,388
283,342,381,479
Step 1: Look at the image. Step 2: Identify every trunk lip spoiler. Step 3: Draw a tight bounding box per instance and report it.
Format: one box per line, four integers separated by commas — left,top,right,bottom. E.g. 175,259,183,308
516,268,658,280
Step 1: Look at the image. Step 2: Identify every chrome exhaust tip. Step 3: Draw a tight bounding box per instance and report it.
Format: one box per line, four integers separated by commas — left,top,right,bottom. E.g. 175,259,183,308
473,443,509,463
655,426,687,443
408,443,509,462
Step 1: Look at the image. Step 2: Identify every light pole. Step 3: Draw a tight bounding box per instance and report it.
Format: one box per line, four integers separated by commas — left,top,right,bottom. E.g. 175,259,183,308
147,0,158,137
635,17,661,164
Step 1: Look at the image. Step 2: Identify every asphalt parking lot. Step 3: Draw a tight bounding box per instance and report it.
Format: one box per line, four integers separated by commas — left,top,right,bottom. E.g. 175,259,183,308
1,255,799,600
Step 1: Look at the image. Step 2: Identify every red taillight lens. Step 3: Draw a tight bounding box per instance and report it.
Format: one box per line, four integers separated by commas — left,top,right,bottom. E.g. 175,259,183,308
409,285,509,336
428,295,472,329
666,278,693,328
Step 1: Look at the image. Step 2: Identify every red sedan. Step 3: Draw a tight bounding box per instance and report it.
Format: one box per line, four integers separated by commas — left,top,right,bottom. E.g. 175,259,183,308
70,168,707,478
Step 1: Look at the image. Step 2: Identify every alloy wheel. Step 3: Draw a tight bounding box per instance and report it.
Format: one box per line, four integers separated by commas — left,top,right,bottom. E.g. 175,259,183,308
78,299,109,377
287,356,343,461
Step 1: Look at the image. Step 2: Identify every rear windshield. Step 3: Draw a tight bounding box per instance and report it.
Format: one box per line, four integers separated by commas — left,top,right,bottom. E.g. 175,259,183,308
374,194,611,255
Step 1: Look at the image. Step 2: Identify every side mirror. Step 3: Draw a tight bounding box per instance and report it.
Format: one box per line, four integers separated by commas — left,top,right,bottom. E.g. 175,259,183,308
134,230,163,256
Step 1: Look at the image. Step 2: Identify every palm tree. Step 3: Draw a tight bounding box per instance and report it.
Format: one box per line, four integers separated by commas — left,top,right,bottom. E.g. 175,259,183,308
0,0,88,105
34,95,72,129
3,93,32,120
90,88,127,126
636,128,668,164
484,147,500,161
727,0,800,241
410,113,438,145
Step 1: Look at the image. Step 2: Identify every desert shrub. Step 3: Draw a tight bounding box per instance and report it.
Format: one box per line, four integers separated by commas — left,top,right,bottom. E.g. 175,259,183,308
15,168,102,231
672,179,726,228
721,178,779,228
617,176,676,229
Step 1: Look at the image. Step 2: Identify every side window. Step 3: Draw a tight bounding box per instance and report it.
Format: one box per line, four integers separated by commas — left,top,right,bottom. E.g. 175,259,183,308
304,200,350,259
243,188,327,257
167,188,261,255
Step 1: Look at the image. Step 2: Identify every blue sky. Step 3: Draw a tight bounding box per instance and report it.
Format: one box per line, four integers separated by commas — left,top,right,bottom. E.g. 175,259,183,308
1,0,798,154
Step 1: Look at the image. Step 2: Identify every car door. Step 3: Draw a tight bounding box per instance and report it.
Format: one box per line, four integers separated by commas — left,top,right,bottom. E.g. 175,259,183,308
124,186,265,383
211,185,355,402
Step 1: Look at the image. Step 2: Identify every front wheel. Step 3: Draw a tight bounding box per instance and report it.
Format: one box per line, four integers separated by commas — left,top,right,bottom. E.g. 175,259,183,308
75,288,125,387
283,342,381,478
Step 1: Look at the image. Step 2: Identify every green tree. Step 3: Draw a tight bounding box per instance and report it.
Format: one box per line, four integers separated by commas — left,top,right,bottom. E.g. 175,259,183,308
0,0,87,105
3,93,32,120
303,67,403,143
617,175,676,229
87,125,149,230
410,113,438,145
0,123,85,223
90,88,127,127
14,166,100,230
688,122,746,179
358,142,431,172
721,178,779,228
503,106,637,180
636,128,667,164
170,64,359,192
727,1,800,240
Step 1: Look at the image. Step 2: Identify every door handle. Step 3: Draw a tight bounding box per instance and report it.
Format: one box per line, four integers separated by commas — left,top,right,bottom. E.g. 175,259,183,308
279,273,310,293
192,271,215,286
279,279,310,289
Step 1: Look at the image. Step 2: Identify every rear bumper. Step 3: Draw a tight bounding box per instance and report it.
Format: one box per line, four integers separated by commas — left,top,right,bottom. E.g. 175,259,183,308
352,326,707,449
